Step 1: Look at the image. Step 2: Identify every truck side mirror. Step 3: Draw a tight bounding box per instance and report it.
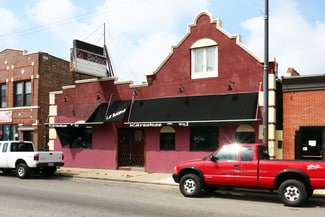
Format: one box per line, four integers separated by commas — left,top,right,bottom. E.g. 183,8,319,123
210,155,217,162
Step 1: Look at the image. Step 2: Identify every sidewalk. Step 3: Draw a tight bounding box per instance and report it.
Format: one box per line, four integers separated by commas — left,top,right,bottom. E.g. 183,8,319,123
56,167,177,186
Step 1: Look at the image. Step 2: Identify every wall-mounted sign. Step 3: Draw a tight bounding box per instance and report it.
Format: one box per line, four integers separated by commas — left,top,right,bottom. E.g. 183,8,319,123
70,39,108,77
0,111,12,123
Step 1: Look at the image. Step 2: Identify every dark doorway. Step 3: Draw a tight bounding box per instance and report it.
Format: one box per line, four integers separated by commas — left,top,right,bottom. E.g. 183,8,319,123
295,126,325,160
117,128,144,168
23,131,33,142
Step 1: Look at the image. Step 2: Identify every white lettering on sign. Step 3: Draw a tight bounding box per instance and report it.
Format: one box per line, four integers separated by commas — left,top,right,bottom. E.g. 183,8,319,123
106,108,126,120
76,49,106,65
129,123,162,127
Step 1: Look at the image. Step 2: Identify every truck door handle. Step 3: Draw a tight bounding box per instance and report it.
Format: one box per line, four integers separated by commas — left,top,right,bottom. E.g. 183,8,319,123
234,164,240,167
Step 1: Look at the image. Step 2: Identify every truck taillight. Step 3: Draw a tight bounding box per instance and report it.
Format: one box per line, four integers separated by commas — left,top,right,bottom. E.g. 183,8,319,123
62,154,64,160
34,153,39,161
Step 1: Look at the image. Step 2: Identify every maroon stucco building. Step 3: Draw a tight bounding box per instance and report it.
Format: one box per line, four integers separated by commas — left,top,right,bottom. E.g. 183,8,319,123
48,12,279,172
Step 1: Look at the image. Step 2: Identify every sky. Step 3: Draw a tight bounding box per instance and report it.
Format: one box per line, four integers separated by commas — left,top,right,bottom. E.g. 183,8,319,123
1,0,325,84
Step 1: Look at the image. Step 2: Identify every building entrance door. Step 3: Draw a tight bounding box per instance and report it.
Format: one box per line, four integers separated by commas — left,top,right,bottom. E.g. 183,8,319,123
117,128,144,168
23,131,33,142
295,126,325,160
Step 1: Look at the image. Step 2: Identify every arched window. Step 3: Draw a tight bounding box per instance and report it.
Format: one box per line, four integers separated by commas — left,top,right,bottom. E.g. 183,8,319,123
191,38,218,79
235,125,255,143
160,126,175,151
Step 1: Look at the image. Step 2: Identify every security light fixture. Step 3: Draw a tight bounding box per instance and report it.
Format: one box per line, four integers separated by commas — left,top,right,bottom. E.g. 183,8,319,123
227,80,236,91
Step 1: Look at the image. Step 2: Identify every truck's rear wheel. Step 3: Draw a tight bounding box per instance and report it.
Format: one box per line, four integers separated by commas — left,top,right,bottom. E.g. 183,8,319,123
278,179,307,207
16,163,29,179
179,174,202,197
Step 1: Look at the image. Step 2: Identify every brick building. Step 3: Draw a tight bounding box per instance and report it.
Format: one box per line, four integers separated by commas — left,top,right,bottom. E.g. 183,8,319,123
282,73,325,160
0,49,89,150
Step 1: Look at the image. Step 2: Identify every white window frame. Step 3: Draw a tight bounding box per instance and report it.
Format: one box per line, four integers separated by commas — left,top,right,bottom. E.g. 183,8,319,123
191,38,218,79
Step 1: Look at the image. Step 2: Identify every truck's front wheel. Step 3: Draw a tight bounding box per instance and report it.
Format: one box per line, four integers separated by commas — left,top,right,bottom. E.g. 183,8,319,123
278,179,307,207
179,174,202,197
16,163,29,179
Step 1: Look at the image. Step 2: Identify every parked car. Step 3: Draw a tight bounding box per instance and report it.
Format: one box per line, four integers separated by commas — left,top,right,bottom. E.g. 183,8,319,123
0,141,64,178
173,143,325,207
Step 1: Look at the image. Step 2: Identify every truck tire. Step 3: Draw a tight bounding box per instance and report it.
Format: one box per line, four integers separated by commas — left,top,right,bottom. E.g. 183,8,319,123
16,163,29,179
278,179,307,207
179,174,202,197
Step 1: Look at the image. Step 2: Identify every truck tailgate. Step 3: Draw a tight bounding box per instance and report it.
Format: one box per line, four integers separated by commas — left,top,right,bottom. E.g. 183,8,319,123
37,152,64,163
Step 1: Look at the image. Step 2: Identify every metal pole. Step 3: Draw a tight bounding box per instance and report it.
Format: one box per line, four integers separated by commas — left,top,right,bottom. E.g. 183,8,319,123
263,0,269,146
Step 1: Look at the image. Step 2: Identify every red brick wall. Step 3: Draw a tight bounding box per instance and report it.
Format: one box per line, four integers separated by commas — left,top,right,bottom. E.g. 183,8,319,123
283,90,325,159
37,53,92,149
0,49,93,150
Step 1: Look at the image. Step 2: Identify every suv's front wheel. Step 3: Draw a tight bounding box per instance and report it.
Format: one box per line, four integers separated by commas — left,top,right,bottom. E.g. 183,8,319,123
179,174,202,197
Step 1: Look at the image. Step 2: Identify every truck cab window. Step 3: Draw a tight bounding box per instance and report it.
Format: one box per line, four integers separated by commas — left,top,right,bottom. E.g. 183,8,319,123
258,146,270,160
2,143,8,152
240,146,254,161
215,145,239,161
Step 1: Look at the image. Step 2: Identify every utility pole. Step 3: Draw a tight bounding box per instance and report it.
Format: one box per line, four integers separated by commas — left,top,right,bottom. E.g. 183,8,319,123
263,0,269,147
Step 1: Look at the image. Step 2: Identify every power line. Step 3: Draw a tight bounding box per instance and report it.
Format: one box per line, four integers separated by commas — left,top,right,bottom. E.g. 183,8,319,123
0,7,139,83
105,28,139,83
0,9,108,41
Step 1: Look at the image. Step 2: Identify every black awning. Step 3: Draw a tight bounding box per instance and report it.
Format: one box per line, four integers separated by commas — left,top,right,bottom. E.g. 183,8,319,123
126,93,258,127
55,126,92,147
87,100,131,123
55,126,80,147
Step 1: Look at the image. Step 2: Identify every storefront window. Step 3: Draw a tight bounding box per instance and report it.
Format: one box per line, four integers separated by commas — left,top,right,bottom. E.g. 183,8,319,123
235,125,255,143
235,132,255,143
0,125,18,141
160,126,175,151
190,126,219,151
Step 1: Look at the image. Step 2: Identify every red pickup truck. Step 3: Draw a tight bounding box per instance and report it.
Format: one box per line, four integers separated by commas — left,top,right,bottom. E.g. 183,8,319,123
172,143,325,207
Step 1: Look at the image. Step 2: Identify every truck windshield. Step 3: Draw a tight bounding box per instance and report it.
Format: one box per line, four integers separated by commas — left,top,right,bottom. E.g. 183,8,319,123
10,142,34,152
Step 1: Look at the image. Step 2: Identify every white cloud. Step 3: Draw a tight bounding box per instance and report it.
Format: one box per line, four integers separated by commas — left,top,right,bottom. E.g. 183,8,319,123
24,0,209,83
101,0,208,35
0,7,22,48
28,0,76,24
88,0,209,83
241,0,325,76
117,32,179,82
27,0,90,48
